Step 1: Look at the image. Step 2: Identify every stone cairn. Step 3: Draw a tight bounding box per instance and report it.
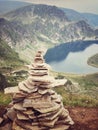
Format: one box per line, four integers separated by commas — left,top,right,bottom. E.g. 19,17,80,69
2,51,74,130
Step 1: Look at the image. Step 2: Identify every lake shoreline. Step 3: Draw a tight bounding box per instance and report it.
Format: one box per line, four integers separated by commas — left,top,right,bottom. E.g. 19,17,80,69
87,62,98,68
51,70,98,78
87,53,98,68
48,43,98,74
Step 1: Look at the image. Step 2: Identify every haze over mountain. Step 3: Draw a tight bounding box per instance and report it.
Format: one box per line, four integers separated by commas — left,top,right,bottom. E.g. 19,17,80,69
61,8,98,28
82,13,98,28
0,3,98,62
0,1,30,15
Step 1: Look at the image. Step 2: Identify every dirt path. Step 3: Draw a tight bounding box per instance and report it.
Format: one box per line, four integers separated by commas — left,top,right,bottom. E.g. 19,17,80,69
67,107,98,130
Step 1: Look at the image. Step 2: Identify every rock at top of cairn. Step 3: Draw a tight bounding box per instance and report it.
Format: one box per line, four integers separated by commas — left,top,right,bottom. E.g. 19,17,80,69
3,50,74,130
34,51,45,63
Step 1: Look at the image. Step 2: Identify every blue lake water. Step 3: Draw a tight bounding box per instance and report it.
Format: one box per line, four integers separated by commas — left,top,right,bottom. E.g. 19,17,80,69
49,44,98,74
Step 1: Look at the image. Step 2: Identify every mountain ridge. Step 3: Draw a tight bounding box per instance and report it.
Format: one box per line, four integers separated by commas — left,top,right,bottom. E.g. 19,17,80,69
1,4,98,45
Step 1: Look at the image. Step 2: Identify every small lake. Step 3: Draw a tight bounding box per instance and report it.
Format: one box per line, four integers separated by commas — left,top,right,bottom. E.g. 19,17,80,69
47,42,98,74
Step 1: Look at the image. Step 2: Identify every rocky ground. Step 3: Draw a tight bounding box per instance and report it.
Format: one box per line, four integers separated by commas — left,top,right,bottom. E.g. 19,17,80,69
0,106,98,130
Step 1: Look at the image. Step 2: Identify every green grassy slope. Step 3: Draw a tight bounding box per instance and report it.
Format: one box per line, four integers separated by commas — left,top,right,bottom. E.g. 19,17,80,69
52,71,98,107
0,38,24,67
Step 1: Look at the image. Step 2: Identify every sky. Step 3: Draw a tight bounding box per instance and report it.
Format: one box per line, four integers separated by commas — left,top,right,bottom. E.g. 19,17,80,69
15,0,98,14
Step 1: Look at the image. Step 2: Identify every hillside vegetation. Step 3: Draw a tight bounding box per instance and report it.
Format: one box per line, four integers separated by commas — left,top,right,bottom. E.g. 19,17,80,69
0,38,26,91
88,53,98,68
51,71,98,107
0,38,24,68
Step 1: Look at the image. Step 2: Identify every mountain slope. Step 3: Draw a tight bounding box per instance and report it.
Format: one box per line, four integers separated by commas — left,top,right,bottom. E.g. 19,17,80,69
0,38,24,67
4,4,69,24
2,4,98,45
0,17,39,47
0,18,22,46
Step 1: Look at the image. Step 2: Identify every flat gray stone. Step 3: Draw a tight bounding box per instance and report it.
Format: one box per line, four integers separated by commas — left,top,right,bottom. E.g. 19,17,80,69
13,103,26,111
6,108,16,121
18,82,38,93
23,98,53,109
35,103,61,114
4,87,20,94
0,117,3,124
50,124,69,130
38,117,59,127
17,112,29,120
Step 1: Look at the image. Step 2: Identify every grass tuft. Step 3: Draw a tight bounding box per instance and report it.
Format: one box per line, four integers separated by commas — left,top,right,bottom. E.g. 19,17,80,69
0,92,12,105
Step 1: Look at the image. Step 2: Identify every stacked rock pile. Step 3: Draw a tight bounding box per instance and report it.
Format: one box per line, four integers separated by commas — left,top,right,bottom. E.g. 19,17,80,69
1,51,74,130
